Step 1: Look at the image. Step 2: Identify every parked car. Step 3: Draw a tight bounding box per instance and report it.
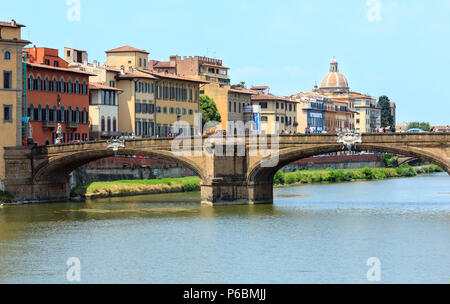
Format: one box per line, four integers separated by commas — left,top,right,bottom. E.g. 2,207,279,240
406,128,426,133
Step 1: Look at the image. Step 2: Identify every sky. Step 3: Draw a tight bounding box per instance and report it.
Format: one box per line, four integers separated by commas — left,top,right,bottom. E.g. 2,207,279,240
2,0,450,125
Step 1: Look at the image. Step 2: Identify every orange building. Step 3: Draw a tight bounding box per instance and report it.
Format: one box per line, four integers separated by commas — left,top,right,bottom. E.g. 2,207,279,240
25,47,94,145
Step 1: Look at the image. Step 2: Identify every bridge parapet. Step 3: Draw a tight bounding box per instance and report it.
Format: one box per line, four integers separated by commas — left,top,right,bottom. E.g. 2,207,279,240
2,133,449,204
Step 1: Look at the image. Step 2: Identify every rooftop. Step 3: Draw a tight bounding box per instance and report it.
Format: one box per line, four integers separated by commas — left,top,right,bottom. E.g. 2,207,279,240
89,82,122,91
140,69,209,84
0,20,25,28
105,45,149,54
27,62,96,76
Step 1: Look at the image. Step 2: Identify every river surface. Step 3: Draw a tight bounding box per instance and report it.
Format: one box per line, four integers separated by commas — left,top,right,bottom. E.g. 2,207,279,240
0,173,449,284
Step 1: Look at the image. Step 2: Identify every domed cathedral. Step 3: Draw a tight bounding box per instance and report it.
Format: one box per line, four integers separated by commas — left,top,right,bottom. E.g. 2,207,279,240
319,57,350,94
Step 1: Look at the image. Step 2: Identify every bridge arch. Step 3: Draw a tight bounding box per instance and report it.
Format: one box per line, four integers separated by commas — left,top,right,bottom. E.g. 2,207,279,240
248,143,450,188
33,148,207,184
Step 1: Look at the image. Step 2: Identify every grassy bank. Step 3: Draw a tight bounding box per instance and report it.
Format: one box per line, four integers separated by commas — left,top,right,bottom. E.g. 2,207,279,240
70,165,445,199
70,176,201,199
274,164,444,186
0,190,14,203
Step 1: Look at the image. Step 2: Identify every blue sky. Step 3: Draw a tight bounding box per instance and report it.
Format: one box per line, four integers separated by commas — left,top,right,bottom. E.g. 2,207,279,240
2,0,450,125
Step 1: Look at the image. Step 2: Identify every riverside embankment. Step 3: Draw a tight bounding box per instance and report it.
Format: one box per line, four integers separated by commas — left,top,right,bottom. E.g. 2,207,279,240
68,165,444,200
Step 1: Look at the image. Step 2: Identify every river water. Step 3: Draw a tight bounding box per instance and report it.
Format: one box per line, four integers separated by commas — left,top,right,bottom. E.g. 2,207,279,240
0,173,449,284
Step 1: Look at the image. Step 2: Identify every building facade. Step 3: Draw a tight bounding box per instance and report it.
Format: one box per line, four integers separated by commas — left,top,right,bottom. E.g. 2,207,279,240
89,82,121,140
25,47,92,145
250,87,298,135
390,102,396,127
0,20,30,186
289,92,327,134
151,55,231,130
147,71,203,137
353,93,381,133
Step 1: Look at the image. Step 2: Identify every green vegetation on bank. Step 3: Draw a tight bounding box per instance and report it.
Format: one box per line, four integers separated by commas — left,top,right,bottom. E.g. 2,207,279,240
274,165,444,186
70,165,445,199
0,190,14,203
70,176,201,198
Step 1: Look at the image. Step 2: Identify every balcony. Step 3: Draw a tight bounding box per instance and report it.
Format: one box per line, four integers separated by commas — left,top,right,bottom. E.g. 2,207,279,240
66,122,79,129
42,121,56,129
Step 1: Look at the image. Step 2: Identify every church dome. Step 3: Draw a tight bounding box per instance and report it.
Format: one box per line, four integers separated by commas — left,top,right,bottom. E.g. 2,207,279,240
320,57,349,92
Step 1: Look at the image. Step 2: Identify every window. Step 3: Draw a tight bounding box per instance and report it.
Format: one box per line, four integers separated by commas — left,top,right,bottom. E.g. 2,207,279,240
68,79,73,93
60,78,65,93
53,78,58,92
261,116,268,123
260,102,268,109
3,105,12,122
3,71,12,89
101,117,105,132
75,80,80,94
54,61,59,67
4,51,11,61
44,59,50,65
139,58,142,67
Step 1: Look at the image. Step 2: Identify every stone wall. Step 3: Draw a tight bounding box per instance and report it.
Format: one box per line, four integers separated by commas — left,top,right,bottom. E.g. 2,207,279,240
282,154,384,171
69,156,196,187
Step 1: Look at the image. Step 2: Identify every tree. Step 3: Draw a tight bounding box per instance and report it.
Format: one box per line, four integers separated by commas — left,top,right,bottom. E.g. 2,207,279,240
378,95,394,128
231,81,246,89
408,122,431,131
199,95,221,126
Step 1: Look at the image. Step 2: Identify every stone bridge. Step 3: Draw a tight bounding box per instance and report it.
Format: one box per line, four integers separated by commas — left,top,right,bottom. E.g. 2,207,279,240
3,133,449,205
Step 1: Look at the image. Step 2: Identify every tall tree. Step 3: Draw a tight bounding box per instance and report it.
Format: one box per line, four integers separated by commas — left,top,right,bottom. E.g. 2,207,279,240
408,122,430,131
378,95,394,128
199,95,222,126
231,81,246,89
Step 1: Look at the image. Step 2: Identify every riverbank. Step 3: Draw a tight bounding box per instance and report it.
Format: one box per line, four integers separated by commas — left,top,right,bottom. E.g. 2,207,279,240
68,165,446,200
70,176,201,200
274,165,444,186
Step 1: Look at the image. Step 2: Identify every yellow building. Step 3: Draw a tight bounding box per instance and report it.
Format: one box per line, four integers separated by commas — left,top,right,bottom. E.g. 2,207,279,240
351,93,381,133
143,70,205,137
250,87,298,135
0,20,30,186
151,56,232,130
101,46,157,137
101,46,205,138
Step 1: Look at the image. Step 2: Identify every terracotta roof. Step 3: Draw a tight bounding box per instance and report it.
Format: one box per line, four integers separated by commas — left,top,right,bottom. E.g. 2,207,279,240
139,70,209,84
65,47,86,53
89,82,122,91
116,70,158,80
153,61,175,68
251,94,293,102
27,63,96,76
228,88,257,95
105,45,149,54
349,92,374,99
321,71,349,89
0,21,25,28
102,66,121,72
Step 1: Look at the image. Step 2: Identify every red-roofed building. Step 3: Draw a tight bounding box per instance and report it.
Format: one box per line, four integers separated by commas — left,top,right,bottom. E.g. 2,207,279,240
25,47,93,145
